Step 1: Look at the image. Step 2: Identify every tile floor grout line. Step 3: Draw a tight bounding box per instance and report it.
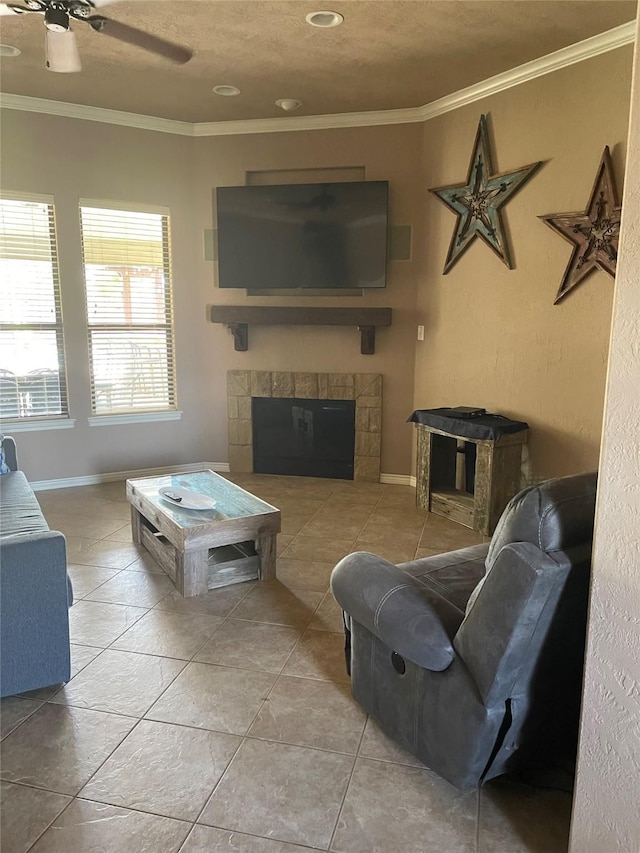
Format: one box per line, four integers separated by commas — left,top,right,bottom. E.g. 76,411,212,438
326,707,369,852
41,645,109,705
190,726,248,829
178,585,345,822
183,609,236,663
67,711,148,804
22,793,195,853
325,639,372,851
70,791,198,826
0,718,44,745
75,601,151,652
0,778,70,795
23,790,75,853
184,816,325,852
225,591,321,738
10,712,153,853
9,641,107,711
192,732,356,849
6,665,366,747
241,729,364,759
57,648,191,720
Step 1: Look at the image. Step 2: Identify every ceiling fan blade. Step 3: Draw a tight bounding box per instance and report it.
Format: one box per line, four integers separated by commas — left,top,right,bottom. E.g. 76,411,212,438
45,28,82,72
0,3,25,14
87,15,192,64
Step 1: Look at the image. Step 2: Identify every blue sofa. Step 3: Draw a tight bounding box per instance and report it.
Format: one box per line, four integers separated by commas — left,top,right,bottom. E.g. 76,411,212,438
0,436,73,697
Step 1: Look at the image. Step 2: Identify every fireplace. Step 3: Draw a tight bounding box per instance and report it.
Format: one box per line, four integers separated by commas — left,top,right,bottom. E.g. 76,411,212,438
227,371,382,481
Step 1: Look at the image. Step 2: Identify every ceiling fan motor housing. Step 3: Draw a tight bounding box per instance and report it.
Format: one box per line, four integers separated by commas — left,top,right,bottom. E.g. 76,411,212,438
14,0,96,23
44,5,69,31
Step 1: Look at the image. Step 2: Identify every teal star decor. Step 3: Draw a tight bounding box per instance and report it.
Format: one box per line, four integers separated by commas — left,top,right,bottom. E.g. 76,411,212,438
430,115,543,274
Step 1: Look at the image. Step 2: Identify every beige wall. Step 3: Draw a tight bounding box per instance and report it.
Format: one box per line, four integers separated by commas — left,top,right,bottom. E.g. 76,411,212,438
415,47,633,482
570,17,640,851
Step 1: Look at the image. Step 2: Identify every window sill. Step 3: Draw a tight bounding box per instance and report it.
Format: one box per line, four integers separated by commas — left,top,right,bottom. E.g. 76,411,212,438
0,418,76,433
88,411,183,427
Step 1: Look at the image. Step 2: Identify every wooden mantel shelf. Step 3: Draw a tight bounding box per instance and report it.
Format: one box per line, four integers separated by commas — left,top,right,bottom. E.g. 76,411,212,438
210,306,392,354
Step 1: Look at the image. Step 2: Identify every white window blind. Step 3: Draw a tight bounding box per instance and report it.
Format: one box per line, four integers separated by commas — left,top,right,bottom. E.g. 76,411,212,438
0,194,69,420
80,203,176,416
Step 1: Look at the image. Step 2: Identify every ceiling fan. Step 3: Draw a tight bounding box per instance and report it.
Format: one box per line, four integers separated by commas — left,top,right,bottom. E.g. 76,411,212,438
0,0,193,72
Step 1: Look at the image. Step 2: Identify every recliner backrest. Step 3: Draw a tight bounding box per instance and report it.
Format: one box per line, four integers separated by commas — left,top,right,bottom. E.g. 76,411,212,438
465,471,597,616
486,471,597,563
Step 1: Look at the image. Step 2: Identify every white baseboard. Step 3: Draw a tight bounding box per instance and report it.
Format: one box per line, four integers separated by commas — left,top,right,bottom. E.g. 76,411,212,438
379,473,416,487
31,462,230,492
31,463,413,491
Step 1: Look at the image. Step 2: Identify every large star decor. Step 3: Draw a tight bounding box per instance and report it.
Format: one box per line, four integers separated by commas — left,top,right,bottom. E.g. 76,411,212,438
539,147,621,304
430,115,542,274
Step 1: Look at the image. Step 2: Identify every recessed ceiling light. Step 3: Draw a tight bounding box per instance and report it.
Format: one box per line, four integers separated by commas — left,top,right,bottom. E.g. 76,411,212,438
275,99,302,112
0,44,21,57
305,10,344,28
213,85,240,97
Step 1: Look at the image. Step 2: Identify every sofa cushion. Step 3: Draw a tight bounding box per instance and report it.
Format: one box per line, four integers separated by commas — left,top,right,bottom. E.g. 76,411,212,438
0,471,50,537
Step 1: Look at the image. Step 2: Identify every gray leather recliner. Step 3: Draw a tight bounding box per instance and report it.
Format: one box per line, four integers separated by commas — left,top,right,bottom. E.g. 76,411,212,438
331,472,597,790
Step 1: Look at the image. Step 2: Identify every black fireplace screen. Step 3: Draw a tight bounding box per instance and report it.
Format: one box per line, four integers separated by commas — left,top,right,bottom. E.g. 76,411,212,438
252,397,355,479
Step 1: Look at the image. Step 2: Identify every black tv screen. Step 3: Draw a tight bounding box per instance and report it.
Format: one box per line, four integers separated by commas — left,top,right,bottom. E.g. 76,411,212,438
216,180,388,290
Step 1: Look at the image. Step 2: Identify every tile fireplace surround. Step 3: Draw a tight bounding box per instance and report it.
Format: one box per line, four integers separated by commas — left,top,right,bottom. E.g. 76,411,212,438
227,371,382,481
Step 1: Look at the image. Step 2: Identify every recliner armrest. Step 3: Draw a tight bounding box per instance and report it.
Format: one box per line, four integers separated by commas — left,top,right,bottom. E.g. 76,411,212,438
453,541,574,704
331,551,462,671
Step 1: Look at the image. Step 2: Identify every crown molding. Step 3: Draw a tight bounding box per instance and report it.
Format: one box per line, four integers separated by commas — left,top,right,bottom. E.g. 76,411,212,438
417,20,636,122
0,93,195,135
192,106,423,136
0,22,635,136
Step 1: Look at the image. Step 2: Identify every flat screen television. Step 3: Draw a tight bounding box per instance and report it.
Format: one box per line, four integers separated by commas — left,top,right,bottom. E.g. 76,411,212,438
216,180,388,290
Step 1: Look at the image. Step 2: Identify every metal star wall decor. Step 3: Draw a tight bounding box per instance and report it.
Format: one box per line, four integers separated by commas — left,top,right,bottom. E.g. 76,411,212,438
539,147,621,304
430,115,543,274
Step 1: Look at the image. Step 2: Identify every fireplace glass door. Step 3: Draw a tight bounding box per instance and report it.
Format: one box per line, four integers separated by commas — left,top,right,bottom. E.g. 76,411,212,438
252,397,355,479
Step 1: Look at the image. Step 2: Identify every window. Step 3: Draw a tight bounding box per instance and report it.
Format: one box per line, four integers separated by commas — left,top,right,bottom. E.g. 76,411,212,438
0,194,69,420
80,202,176,416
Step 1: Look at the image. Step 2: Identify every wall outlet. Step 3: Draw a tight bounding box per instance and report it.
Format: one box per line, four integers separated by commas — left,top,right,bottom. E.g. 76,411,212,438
417,325,425,341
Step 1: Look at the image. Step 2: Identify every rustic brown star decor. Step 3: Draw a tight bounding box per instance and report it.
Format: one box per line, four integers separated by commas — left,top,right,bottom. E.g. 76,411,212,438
540,147,621,304
430,115,542,274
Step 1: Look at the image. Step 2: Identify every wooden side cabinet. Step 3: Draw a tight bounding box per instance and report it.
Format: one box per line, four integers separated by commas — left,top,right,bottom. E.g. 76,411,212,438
415,423,528,536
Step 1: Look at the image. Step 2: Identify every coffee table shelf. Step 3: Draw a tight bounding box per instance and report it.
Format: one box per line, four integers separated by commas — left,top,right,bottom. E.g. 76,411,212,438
208,542,260,589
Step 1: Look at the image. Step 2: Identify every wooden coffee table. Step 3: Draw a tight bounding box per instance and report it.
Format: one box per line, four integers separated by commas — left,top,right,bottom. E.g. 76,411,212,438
126,470,280,597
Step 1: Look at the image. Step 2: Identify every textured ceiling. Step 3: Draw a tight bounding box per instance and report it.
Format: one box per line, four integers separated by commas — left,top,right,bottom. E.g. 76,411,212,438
0,0,636,123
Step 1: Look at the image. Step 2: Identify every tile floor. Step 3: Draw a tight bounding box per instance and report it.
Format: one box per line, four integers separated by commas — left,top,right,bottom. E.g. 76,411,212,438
0,474,573,853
